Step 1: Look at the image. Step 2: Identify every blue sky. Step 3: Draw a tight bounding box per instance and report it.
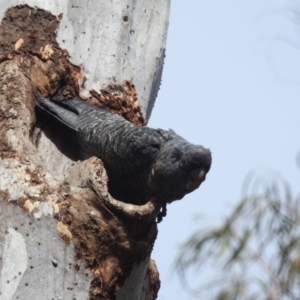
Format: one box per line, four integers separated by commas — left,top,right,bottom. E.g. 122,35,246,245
148,1,300,299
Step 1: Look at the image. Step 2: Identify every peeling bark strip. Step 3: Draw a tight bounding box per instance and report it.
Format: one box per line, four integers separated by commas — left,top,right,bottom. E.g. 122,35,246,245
0,2,171,299
90,82,144,126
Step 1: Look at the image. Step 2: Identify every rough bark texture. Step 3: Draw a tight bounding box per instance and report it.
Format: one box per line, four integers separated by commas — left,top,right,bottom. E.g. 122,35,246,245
0,0,170,123
0,3,170,299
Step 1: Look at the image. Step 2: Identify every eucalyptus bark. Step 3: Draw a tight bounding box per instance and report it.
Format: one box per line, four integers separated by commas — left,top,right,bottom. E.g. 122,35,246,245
0,2,170,299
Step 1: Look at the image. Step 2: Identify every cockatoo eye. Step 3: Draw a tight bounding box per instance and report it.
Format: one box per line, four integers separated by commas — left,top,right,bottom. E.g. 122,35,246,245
185,168,206,191
180,159,186,167
171,148,182,163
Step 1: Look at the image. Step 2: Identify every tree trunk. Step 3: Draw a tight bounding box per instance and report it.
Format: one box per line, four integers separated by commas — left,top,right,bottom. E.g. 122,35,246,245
0,1,170,299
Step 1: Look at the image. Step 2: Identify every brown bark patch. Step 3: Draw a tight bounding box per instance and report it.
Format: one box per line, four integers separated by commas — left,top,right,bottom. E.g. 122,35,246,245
56,187,158,300
89,82,145,126
0,5,80,100
0,5,59,54
148,259,161,300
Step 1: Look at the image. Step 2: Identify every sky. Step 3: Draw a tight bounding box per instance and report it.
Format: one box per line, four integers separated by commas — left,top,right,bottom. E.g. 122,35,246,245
148,1,300,299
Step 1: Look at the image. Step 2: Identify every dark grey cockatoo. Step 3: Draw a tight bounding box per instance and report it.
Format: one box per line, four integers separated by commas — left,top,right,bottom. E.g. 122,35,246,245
37,98,212,205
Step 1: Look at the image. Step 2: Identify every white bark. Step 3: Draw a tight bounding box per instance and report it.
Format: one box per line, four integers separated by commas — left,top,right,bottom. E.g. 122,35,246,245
0,201,94,300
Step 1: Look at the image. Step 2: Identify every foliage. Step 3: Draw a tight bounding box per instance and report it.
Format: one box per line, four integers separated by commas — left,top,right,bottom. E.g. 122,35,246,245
176,169,300,300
